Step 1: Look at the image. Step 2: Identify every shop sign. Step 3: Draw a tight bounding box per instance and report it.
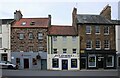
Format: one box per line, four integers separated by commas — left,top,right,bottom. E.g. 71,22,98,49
54,54,77,58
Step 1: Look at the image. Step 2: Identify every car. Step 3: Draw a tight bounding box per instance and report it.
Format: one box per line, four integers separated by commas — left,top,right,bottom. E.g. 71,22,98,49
0,61,16,69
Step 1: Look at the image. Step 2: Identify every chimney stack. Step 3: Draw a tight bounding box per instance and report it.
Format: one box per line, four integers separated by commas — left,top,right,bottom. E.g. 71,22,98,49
100,4,111,20
48,14,51,26
14,10,23,21
72,7,77,33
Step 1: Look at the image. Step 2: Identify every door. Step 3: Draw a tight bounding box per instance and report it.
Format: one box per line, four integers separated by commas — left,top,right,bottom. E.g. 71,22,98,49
80,58,86,69
62,59,68,70
24,58,29,69
98,57,104,68
41,59,47,70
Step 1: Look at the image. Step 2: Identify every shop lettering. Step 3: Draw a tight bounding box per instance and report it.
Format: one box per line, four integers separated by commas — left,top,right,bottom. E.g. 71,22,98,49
54,54,76,58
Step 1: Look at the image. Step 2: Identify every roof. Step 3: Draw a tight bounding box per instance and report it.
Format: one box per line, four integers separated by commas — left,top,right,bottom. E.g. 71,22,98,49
48,25,77,36
77,14,114,25
12,18,49,28
0,19,14,24
111,20,120,25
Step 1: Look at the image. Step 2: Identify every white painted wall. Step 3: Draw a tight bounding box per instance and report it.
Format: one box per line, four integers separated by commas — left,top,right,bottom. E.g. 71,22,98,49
0,24,11,61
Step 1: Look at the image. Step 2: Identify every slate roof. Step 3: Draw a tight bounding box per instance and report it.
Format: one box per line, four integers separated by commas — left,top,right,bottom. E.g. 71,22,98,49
0,19,14,24
48,25,77,36
77,14,114,25
12,18,49,28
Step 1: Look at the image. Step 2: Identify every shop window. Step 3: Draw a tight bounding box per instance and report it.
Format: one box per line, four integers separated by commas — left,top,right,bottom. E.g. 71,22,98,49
32,58,37,65
88,55,96,67
71,59,77,68
118,57,120,67
52,59,59,68
106,55,114,67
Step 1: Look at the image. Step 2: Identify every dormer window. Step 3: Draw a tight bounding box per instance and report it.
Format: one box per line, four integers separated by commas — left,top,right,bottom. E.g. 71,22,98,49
30,21,35,25
21,22,26,26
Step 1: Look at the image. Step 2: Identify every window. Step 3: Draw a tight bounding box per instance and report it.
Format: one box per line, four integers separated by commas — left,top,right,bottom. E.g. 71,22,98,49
32,58,37,65
38,32,43,40
95,26,100,34
53,36,57,42
88,55,96,67
19,33,24,40
0,38,2,48
52,59,59,68
0,26,2,33
29,33,33,39
30,21,35,25
21,22,26,26
63,36,67,42
38,45,43,51
53,49,57,54
16,58,20,66
73,49,76,54
63,49,67,53
72,36,76,42
86,26,91,34
29,46,33,52
86,40,92,49
71,59,77,68
106,55,114,67
104,40,110,50
20,46,24,51
104,26,109,35
96,40,101,49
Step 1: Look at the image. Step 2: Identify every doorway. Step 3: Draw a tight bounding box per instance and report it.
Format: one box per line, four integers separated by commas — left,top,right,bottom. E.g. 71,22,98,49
24,58,29,69
80,58,86,69
62,59,68,70
1,54,7,61
41,59,47,70
98,57,104,68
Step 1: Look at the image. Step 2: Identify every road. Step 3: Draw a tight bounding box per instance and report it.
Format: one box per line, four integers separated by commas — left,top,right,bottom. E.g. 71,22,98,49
1,69,120,78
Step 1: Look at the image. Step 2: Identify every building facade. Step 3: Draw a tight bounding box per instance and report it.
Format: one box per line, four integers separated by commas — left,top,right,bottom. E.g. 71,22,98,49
72,5,116,69
11,10,50,69
47,26,80,70
0,19,13,61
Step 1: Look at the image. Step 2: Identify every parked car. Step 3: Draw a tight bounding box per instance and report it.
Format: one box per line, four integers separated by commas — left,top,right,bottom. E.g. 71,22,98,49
0,61,16,69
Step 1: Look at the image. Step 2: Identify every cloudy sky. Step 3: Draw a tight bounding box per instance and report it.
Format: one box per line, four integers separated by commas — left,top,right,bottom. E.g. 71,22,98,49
0,0,119,25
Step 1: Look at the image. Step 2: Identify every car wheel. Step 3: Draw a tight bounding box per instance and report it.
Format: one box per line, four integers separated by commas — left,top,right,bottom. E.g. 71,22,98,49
8,65,13,69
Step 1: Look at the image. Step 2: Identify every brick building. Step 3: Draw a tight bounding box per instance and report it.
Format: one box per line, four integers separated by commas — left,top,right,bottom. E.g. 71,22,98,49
72,5,116,69
11,10,51,69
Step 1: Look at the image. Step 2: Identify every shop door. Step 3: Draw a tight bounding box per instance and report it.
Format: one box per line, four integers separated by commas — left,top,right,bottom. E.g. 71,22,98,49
41,59,47,70
80,58,86,69
24,58,29,69
98,57,104,68
62,60,68,70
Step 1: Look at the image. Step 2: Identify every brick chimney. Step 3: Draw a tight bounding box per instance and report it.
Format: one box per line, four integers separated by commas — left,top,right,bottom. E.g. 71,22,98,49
100,4,111,20
14,10,23,21
48,14,51,27
72,7,77,33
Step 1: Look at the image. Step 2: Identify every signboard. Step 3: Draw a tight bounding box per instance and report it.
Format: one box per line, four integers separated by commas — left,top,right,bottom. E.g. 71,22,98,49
54,54,78,58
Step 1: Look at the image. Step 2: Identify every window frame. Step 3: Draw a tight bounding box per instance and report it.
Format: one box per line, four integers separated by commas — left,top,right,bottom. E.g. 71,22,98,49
71,59,77,68
104,40,110,50
62,36,67,42
29,33,33,40
73,49,76,54
63,49,67,53
0,26,2,34
0,38,2,48
104,26,109,35
88,55,96,67
86,26,91,34
106,55,114,67
72,36,77,42
95,40,101,50
52,59,59,68
53,49,57,54
38,32,43,40
53,36,57,42
86,40,92,50
19,33,24,40
95,26,100,34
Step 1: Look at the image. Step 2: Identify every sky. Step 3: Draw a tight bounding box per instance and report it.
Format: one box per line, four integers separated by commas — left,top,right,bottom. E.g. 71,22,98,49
0,0,119,25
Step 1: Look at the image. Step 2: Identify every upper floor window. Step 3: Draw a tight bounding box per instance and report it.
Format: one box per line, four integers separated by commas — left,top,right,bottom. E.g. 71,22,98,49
86,40,92,49
38,32,43,40
21,22,26,26
0,38,2,48
20,46,24,51
0,26,2,33
96,40,101,49
72,36,77,42
104,26,109,35
29,33,33,39
63,49,67,53
19,33,24,40
53,49,57,54
86,26,91,34
30,21,35,25
29,46,33,52
53,36,57,42
63,36,67,42
95,26,100,34
104,40,110,50
73,49,76,54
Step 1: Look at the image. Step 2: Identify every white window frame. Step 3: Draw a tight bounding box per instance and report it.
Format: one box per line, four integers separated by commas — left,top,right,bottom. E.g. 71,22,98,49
19,33,24,40
95,26,100,34
38,32,43,40
106,55,114,67
86,40,92,50
63,36,67,42
95,40,101,50
72,36,77,42
104,40,110,50
88,55,96,67
104,26,109,35
53,36,57,42
86,26,91,34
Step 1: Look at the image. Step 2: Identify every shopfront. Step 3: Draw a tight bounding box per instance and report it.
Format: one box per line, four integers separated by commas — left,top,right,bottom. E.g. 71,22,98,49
47,54,80,70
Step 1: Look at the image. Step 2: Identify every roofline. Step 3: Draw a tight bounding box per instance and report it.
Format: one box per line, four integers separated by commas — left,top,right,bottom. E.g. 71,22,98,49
48,34,78,36
51,25,72,27
77,23,118,25
11,26,48,28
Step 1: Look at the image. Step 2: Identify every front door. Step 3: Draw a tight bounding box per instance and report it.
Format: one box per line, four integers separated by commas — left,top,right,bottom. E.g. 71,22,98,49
24,58,29,69
41,59,47,70
62,59,68,70
80,58,86,69
98,57,104,68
